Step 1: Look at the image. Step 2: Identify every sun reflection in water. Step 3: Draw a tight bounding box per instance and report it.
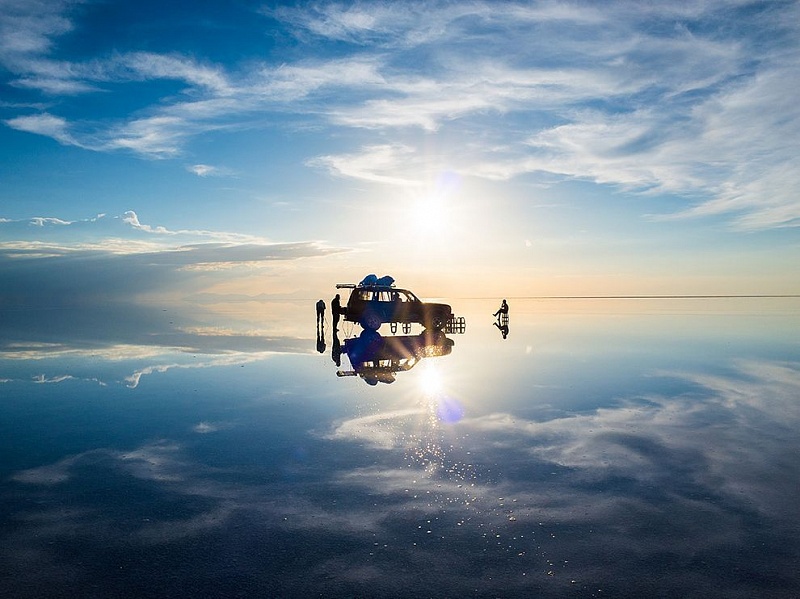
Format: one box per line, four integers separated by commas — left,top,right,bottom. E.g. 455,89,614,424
403,362,468,480
418,361,444,396
417,362,464,424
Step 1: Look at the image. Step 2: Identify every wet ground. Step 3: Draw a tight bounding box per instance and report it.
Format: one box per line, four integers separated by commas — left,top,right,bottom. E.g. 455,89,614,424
1,297,799,598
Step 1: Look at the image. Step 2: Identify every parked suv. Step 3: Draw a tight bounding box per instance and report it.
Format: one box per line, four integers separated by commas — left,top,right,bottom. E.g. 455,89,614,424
337,283,452,331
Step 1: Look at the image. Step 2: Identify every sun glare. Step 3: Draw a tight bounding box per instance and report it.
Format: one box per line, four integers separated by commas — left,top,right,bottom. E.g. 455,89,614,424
409,171,463,236
411,191,449,235
418,362,444,396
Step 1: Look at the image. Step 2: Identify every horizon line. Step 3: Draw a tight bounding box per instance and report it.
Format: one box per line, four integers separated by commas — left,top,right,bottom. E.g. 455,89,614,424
283,294,800,302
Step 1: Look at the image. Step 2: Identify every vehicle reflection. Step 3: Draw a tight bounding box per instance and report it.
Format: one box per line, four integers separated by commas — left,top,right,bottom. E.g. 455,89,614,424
335,328,454,385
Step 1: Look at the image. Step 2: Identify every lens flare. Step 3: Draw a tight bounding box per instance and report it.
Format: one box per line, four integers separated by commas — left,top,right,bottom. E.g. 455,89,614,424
435,395,464,424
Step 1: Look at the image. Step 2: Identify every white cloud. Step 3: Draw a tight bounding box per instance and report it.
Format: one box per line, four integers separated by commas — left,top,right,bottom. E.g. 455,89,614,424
4,113,80,146
187,164,234,178
253,57,385,101
121,52,232,95
2,0,799,228
0,211,266,246
309,143,426,185
104,115,189,157
0,0,78,58
32,374,75,383
0,211,351,304
12,75,97,94
189,164,216,177
29,216,72,226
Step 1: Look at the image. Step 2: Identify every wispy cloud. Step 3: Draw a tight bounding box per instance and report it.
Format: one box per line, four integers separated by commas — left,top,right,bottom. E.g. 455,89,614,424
187,164,233,177
0,0,79,58
120,52,233,95
4,112,80,146
309,143,426,186
281,1,800,228
2,1,799,227
0,212,349,304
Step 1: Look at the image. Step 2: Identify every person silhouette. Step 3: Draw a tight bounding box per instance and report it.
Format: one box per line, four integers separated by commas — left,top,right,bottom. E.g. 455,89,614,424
494,321,509,339
315,299,326,353
493,299,509,319
331,328,342,367
331,293,342,329
316,328,326,353
316,299,326,328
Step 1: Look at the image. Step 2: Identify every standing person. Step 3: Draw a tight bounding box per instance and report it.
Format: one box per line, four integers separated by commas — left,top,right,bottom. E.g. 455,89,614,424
331,293,342,329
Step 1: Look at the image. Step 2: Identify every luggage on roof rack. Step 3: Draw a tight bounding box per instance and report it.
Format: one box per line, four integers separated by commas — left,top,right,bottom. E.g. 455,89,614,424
359,274,395,288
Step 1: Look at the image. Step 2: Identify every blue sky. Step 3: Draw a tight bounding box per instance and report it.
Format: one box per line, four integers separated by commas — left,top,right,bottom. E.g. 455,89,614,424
1,0,799,302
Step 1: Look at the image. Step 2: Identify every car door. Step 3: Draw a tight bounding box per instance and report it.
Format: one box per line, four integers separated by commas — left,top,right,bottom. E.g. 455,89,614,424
394,290,416,322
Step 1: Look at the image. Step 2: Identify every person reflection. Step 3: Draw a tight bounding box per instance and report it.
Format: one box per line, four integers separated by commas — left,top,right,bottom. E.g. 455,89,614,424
316,299,326,328
316,328,326,354
331,327,342,366
494,320,509,339
315,299,326,353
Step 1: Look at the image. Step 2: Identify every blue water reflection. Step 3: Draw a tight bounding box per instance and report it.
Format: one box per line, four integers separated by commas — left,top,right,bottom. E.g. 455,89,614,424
1,298,799,597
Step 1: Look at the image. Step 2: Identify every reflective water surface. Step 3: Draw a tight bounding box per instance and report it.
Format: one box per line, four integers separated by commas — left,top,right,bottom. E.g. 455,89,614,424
2,298,799,598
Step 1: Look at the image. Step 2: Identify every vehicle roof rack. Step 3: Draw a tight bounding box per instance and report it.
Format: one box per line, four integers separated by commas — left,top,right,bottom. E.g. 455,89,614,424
336,282,397,289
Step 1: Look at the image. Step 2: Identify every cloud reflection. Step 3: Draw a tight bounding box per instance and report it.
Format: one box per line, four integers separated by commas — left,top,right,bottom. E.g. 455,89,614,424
0,299,314,388
321,358,800,593
4,357,799,596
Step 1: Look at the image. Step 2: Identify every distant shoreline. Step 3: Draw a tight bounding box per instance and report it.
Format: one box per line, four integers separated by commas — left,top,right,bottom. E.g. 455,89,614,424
456,295,800,300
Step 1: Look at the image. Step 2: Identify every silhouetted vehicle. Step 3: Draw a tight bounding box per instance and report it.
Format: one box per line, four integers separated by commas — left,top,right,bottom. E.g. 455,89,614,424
336,283,453,331
337,328,454,384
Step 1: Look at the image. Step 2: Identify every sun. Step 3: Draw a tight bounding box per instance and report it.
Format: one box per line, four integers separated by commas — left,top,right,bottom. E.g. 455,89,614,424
410,171,463,233
377,169,475,271
410,191,448,234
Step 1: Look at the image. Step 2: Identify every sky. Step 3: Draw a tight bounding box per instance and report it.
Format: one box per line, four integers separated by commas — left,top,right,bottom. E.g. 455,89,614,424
1,0,799,304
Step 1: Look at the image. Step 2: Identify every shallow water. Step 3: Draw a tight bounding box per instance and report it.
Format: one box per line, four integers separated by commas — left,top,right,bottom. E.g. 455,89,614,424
1,297,799,598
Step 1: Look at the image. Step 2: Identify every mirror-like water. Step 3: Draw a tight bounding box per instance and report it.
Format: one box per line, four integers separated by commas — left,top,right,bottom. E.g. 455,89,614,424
2,298,799,598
